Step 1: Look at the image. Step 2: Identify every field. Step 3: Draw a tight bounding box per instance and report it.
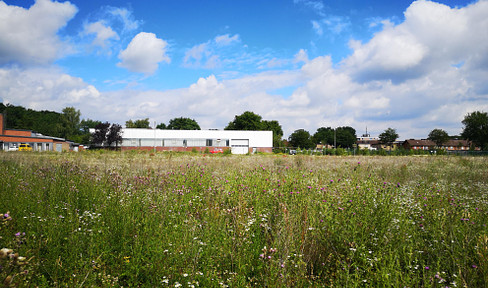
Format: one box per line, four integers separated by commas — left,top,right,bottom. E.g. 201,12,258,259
1,151,487,287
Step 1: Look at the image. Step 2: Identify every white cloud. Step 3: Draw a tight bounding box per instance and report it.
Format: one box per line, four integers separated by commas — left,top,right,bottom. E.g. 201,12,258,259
311,20,322,36
344,0,488,83
214,34,240,46
107,7,141,32
117,32,170,75
294,49,309,63
0,0,77,65
183,42,213,68
0,67,100,113
82,21,119,48
294,0,325,16
183,34,241,69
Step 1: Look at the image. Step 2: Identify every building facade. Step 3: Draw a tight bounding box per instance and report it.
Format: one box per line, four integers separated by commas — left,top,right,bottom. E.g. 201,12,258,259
0,113,77,152
119,128,273,154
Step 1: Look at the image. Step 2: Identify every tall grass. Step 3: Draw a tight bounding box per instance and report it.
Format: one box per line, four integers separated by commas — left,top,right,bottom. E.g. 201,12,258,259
1,152,487,287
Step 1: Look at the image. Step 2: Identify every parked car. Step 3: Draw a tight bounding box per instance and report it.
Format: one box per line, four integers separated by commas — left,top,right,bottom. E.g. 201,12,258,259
19,143,32,151
8,145,18,151
210,148,224,154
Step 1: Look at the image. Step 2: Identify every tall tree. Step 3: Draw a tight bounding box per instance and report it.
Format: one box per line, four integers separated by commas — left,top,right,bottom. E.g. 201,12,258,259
428,128,449,147
62,107,81,139
379,127,399,150
225,111,263,130
106,124,123,148
126,118,150,128
288,129,314,149
461,111,488,149
167,117,201,130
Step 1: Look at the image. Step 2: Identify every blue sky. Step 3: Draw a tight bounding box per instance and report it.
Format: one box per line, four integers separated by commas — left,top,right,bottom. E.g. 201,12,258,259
1,0,487,139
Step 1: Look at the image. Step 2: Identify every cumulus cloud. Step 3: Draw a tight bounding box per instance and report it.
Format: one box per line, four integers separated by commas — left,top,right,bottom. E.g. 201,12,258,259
0,0,77,65
344,0,488,83
82,21,119,48
0,67,100,114
117,32,170,75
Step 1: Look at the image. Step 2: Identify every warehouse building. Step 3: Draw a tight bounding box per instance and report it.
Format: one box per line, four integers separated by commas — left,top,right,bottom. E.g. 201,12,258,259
120,128,273,154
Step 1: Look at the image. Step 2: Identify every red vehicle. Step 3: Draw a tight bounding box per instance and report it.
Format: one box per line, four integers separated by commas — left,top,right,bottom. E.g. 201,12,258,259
210,148,224,154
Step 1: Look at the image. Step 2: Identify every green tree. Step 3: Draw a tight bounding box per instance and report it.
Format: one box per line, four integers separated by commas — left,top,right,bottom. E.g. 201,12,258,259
167,117,201,130
313,127,334,146
225,111,263,130
288,129,314,149
62,107,81,138
156,123,167,129
312,126,357,148
379,127,399,150
335,126,357,148
461,111,488,149
428,128,449,147
126,118,150,128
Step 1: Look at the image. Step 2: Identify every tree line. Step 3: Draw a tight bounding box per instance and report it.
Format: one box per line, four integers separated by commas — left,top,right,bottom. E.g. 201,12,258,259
1,103,487,150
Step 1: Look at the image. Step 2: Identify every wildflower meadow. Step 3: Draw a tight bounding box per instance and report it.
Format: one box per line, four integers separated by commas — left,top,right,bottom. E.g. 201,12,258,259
1,151,487,287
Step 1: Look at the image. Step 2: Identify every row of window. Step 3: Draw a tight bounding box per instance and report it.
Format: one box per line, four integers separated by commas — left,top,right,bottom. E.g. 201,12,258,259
122,138,231,147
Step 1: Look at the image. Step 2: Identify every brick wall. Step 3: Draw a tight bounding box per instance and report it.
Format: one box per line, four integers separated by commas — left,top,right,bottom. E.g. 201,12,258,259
0,113,3,135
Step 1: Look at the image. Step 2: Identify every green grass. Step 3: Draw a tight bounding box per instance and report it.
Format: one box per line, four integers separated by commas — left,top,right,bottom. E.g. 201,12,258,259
1,152,487,287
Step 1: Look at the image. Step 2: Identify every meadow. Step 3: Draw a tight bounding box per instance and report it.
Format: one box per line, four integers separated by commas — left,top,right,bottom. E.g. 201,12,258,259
1,151,487,287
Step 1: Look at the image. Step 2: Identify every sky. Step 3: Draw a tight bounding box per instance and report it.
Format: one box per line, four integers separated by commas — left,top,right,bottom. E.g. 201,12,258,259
1,0,487,139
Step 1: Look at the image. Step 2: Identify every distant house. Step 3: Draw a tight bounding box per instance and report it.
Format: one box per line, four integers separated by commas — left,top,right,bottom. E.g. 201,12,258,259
356,134,380,150
0,113,79,152
402,139,436,150
402,139,472,151
441,139,471,151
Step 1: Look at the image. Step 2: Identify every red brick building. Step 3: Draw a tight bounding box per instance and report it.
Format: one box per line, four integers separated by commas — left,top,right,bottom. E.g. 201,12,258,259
0,113,77,152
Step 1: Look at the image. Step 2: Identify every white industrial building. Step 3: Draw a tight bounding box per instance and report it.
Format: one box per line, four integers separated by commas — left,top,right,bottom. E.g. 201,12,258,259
120,128,273,154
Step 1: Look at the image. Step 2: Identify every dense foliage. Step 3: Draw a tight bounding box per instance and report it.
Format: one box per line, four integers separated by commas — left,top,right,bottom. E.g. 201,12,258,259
462,111,488,150
0,152,487,287
312,126,357,148
126,118,151,128
167,117,201,130
0,103,100,144
288,129,315,149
